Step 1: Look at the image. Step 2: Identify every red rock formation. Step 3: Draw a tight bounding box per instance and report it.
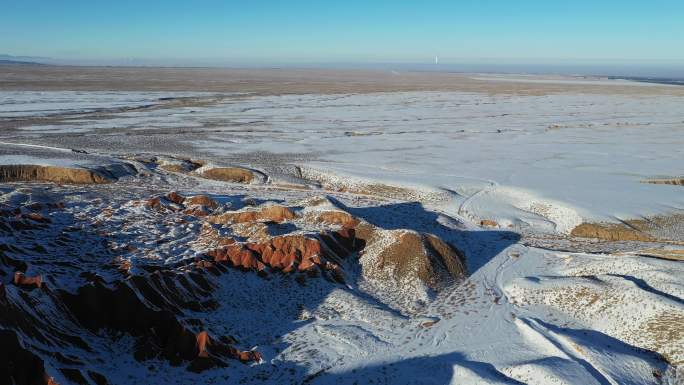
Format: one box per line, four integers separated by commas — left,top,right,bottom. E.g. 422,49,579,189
205,229,362,283
1,193,276,382
0,189,468,383
184,195,219,209
182,206,211,217
145,192,220,217
207,205,296,224
24,212,51,224
195,331,211,358
198,167,254,183
166,191,186,205
236,350,262,363
212,244,260,270
145,197,163,210
0,164,115,184
187,331,261,372
480,219,498,228
310,210,360,228
13,272,42,289
111,256,132,275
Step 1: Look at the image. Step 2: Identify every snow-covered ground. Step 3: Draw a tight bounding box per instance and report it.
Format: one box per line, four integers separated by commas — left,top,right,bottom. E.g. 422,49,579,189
3,85,683,232
1,75,683,384
0,91,211,118
1,167,681,385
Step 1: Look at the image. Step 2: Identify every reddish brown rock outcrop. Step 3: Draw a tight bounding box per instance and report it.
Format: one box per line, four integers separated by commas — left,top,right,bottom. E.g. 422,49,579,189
309,210,360,228
0,165,114,184
480,219,498,228
207,244,261,270
184,195,219,209
642,178,684,186
0,188,471,383
165,191,186,205
570,222,655,242
25,212,51,224
182,206,211,217
158,158,204,173
187,331,262,373
145,197,163,210
13,272,42,289
0,192,271,384
206,229,362,282
143,192,221,218
198,167,254,183
207,205,296,224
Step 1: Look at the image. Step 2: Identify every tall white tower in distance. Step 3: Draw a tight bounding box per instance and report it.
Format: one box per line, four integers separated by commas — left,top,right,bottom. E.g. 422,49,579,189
435,56,439,64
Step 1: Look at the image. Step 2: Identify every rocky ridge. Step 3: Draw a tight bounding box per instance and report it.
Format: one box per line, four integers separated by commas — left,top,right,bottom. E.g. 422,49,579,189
0,183,466,385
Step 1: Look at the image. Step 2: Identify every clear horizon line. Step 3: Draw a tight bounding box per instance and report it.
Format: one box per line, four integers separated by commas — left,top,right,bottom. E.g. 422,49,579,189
3,53,684,65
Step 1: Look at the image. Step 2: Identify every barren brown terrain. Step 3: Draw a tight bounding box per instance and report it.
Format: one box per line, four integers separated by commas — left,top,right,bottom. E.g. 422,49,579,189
2,64,683,96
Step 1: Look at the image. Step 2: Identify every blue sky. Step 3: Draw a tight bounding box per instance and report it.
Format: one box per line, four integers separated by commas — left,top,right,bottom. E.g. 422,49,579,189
2,0,683,65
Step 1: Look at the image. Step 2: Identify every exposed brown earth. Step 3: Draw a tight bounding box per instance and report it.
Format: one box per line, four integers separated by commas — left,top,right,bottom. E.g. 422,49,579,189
570,222,656,242
306,210,361,228
480,219,499,228
159,160,203,173
13,271,43,289
0,165,114,184
633,248,684,261
197,167,255,183
147,157,256,184
571,211,684,245
642,178,684,186
2,65,683,96
160,163,190,173
351,217,467,295
184,194,219,210
370,231,467,290
207,205,296,224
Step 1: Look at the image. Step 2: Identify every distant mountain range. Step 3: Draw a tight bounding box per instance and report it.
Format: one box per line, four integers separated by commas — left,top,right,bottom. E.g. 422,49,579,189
0,59,45,66
0,54,51,66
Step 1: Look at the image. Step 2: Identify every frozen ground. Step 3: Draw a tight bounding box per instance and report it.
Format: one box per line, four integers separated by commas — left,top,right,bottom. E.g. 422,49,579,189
2,81,684,232
1,163,682,385
1,73,683,384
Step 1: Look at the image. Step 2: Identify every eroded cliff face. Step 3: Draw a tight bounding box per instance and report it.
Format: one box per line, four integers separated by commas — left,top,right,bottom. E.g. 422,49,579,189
0,165,114,184
0,143,141,186
0,187,466,385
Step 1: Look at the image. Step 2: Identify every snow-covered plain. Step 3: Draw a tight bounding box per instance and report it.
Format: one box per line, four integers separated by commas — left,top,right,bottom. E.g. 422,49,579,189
4,87,684,232
189,91,684,230
1,76,684,384
0,91,212,118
